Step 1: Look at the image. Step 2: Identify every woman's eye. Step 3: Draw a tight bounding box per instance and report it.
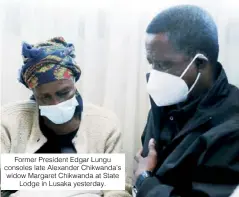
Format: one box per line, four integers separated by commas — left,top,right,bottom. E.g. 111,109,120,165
58,91,69,97
39,96,51,104
43,95,51,100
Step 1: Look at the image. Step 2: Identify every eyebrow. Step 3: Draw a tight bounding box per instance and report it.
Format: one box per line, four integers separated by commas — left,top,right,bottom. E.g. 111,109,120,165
148,55,186,65
56,87,71,93
147,57,174,65
37,86,72,97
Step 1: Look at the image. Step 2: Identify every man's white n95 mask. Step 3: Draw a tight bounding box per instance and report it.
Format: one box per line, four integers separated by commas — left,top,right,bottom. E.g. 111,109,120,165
146,53,208,107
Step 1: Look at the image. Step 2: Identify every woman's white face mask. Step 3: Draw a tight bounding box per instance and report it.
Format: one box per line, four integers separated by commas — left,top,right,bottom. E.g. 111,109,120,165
39,96,79,124
146,53,208,107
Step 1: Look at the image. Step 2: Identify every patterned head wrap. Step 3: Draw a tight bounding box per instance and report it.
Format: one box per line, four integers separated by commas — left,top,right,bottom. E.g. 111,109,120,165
19,37,81,89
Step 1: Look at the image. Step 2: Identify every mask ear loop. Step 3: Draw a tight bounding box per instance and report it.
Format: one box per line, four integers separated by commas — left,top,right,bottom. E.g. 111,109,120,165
188,73,201,93
180,54,203,78
180,53,208,94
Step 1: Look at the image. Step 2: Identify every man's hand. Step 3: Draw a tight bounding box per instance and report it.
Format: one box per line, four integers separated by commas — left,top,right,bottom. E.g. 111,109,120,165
133,138,157,183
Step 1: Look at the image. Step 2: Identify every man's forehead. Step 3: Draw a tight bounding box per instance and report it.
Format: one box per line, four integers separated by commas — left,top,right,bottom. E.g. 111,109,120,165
145,33,168,44
145,33,186,62
145,33,173,56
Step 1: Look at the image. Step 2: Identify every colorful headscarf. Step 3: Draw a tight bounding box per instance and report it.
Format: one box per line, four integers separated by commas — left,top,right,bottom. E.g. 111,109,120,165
19,37,83,114
19,37,81,89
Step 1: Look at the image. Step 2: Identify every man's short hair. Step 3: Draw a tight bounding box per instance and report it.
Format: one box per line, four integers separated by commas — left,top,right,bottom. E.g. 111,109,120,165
146,5,219,66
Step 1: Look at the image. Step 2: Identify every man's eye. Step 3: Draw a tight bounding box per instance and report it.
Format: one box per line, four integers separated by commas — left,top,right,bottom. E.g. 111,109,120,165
153,62,172,71
153,63,164,70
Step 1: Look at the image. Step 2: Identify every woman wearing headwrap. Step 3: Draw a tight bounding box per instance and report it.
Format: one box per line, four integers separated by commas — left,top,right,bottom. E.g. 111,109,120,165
1,37,132,197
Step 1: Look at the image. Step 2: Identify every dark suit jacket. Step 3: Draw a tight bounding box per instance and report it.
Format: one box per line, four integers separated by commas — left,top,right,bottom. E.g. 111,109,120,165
138,63,239,197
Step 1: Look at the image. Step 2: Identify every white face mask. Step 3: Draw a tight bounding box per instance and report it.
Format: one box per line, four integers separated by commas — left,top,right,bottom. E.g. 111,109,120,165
147,53,208,107
39,96,79,124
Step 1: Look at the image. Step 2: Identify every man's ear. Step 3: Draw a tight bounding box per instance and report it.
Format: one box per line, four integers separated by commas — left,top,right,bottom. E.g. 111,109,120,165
195,58,208,70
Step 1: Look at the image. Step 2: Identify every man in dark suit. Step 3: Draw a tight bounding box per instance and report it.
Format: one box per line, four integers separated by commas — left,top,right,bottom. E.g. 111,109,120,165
133,5,239,197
